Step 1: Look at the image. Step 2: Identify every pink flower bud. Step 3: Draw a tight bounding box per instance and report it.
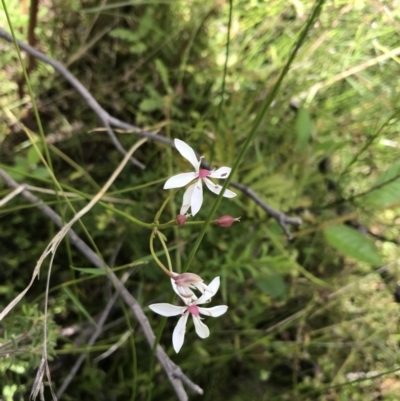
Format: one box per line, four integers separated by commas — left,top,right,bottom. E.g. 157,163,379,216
176,214,188,227
214,215,240,228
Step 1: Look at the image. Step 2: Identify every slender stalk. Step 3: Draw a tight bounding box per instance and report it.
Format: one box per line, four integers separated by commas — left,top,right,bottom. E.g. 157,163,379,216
149,231,175,278
214,0,233,138
156,231,173,272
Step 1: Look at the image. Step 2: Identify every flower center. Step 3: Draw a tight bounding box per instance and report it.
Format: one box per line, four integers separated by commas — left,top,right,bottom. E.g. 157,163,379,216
187,304,200,317
198,169,211,179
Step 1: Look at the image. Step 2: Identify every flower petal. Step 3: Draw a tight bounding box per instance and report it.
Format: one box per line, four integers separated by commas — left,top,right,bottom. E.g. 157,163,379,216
198,305,228,317
171,273,197,304
174,139,200,171
197,277,220,304
164,172,197,189
173,313,189,353
203,178,236,198
149,303,184,317
190,179,203,216
180,183,195,215
192,315,210,339
208,167,231,179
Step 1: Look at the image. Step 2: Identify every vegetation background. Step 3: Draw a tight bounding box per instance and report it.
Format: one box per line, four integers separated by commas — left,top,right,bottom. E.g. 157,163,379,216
1,0,400,400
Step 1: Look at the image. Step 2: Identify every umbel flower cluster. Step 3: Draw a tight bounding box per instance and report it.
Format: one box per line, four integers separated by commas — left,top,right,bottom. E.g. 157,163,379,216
149,139,239,352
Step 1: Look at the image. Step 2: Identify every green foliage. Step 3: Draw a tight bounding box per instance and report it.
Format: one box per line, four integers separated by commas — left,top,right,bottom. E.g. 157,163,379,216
324,224,382,265
1,0,400,400
255,271,287,300
365,163,400,207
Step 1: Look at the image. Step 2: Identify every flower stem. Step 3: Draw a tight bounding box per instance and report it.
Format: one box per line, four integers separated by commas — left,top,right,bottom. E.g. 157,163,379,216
156,231,173,273
149,230,175,278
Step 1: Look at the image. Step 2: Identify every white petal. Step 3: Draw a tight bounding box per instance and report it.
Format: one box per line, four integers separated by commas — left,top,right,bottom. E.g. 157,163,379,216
192,282,210,294
149,303,184,317
171,275,196,304
199,305,228,317
164,172,197,189
203,178,236,198
192,315,210,339
197,277,220,304
174,139,200,172
180,183,195,215
208,167,231,179
190,179,203,216
173,313,189,353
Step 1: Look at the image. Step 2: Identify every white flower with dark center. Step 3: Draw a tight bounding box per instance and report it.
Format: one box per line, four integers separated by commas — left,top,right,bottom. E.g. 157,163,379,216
164,139,236,216
149,276,228,353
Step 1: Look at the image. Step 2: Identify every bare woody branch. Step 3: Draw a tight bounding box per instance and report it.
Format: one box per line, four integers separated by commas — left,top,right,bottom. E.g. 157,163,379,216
0,27,302,238
0,169,203,401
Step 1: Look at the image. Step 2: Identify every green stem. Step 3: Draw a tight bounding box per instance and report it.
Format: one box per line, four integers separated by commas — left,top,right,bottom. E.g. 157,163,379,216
149,230,174,278
156,231,173,272
215,0,233,137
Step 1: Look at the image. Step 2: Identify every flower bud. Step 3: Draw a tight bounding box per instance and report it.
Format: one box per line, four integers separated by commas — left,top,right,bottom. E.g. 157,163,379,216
176,214,188,227
214,215,240,228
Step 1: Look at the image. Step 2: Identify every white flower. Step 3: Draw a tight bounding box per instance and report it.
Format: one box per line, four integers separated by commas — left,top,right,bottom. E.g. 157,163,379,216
164,139,236,216
149,276,228,353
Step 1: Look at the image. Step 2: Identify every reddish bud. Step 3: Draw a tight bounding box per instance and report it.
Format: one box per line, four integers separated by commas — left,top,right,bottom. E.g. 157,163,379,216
214,215,240,228
176,214,188,227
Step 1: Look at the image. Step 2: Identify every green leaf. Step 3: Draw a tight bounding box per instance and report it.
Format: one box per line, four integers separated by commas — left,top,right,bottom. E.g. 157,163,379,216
109,28,138,42
365,163,400,207
31,166,50,179
155,59,172,94
14,155,29,170
27,143,43,165
324,224,382,265
295,107,312,151
139,98,162,112
255,272,287,299
129,43,147,54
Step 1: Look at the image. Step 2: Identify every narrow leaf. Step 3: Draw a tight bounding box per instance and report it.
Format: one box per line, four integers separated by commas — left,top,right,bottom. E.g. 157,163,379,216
71,267,107,276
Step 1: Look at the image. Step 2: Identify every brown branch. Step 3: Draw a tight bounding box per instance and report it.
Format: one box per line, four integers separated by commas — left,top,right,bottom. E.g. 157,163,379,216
27,0,39,72
0,169,203,401
0,27,302,238
228,181,302,241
